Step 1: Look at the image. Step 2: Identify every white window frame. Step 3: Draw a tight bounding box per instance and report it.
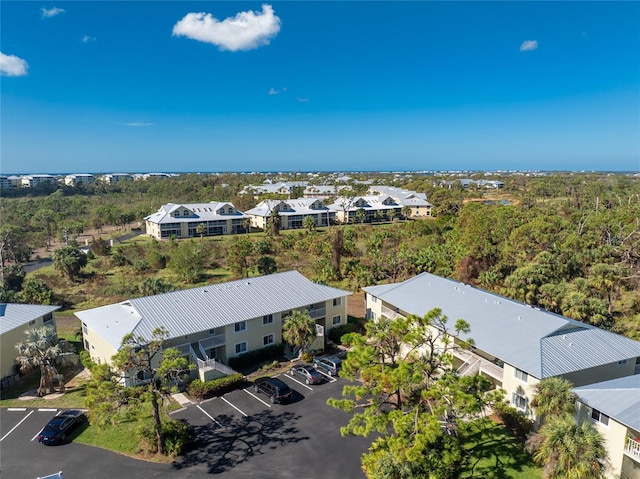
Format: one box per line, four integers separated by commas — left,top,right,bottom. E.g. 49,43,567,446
234,321,247,333
512,392,527,411
590,408,610,427
263,334,275,346
235,342,248,355
332,315,342,326
28,320,36,326
262,314,274,326
514,368,528,383
617,359,628,367
333,297,341,307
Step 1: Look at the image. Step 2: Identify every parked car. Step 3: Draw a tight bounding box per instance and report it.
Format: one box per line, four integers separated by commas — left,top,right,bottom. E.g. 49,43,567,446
313,356,342,376
253,377,293,404
37,410,86,445
288,364,323,385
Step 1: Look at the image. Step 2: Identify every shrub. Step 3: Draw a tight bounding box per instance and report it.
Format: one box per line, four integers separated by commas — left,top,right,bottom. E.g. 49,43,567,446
493,402,534,441
228,343,284,370
300,352,313,363
328,323,357,344
185,373,244,401
136,418,190,457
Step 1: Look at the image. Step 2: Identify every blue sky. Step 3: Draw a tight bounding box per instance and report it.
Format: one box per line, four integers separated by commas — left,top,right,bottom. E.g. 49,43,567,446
1,1,639,174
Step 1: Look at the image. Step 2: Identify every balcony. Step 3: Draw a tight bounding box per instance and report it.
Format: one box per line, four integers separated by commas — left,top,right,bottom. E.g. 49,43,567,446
307,307,326,320
455,349,504,381
624,436,640,461
381,305,405,320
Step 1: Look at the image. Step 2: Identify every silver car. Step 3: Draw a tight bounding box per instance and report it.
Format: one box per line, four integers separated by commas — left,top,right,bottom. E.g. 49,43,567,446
288,364,323,385
313,356,342,376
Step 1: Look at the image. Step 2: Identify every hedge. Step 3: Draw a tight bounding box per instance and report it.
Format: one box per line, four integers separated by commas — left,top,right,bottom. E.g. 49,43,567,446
228,343,284,370
185,373,244,401
328,323,357,344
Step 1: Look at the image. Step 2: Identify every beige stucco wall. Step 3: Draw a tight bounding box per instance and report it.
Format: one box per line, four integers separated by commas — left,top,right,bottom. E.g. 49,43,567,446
576,402,633,479
81,322,119,366
1,315,57,378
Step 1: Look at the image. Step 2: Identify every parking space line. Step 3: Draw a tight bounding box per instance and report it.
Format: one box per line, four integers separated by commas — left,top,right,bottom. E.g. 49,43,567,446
317,371,337,382
39,408,58,412
221,396,248,417
196,404,223,428
0,410,34,442
7,408,27,411
282,374,313,391
242,388,272,408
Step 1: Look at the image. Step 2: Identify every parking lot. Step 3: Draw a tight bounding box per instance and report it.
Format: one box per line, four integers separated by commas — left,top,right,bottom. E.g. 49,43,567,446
1,368,372,479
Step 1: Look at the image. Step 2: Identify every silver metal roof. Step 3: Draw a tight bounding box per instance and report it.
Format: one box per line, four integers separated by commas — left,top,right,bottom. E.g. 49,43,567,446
363,273,640,378
574,375,640,432
144,201,247,224
76,271,351,349
0,303,61,335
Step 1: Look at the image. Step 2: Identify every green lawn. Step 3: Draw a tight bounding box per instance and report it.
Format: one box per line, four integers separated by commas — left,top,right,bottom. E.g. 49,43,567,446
461,419,542,479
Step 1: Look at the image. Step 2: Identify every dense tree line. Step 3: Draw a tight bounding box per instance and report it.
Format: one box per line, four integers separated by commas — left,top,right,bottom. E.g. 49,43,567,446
1,172,638,338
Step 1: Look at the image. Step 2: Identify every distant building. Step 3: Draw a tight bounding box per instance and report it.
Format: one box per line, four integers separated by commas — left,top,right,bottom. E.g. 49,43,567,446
238,181,308,199
367,186,432,217
64,174,95,186
245,198,335,230
100,173,133,184
0,176,14,190
144,201,249,239
327,194,401,224
20,174,57,188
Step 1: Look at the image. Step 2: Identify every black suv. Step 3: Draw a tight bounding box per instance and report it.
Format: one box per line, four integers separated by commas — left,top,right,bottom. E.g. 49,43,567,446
253,377,293,404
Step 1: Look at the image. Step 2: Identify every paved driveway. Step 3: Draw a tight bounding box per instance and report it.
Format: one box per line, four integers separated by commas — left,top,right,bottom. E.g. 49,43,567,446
1,372,371,478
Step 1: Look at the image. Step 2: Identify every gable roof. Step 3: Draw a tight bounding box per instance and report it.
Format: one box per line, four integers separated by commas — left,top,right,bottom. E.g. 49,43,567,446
573,375,640,431
245,198,330,217
144,201,246,224
363,273,640,379
76,271,351,350
0,304,61,335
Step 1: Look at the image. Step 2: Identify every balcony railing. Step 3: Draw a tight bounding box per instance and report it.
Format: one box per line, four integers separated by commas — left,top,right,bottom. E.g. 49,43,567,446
307,307,326,320
455,349,504,381
200,334,226,351
624,436,640,460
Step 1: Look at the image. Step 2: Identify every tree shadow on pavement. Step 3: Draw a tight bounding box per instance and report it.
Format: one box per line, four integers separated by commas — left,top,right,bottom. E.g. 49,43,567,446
172,409,308,474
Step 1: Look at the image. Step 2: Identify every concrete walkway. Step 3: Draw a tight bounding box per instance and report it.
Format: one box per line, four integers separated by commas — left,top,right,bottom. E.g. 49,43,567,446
171,392,191,406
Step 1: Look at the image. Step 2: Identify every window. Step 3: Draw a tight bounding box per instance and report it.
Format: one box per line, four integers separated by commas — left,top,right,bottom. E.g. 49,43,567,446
43,313,53,324
82,323,88,335
371,311,377,320
28,320,36,326
333,298,341,307
263,314,274,325
591,408,609,426
514,368,528,383
234,321,247,333
512,392,527,411
263,334,274,346
332,315,342,326
371,296,378,303
235,342,247,354
617,359,628,367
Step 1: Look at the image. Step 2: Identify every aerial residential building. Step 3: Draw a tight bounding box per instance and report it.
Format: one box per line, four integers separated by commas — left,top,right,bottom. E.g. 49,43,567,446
327,194,402,223
76,271,350,384
144,201,249,239
0,176,14,190
64,174,95,186
244,198,335,230
368,186,432,217
100,173,132,184
363,273,640,424
20,174,57,188
0,304,60,380
238,181,308,199
574,375,640,479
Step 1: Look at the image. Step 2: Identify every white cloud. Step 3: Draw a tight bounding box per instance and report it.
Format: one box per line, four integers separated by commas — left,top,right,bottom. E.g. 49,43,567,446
172,4,281,51
41,7,65,18
269,88,279,95
296,97,309,103
82,35,96,43
0,52,28,76
125,122,153,127
520,40,538,52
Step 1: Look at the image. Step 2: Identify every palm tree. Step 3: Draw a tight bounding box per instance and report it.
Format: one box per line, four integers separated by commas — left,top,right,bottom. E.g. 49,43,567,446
401,205,412,220
356,208,367,224
531,377,577,421
195,223,206,241
533,417,607,479
52,245,88,281
267,207,281,236
374,209,384,224
282,310,317,357
15,325,77,396
303,215,316,233
386,208,396,223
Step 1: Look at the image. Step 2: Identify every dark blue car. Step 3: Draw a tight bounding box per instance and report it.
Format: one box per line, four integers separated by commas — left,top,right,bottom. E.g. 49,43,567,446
37,410,86,445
